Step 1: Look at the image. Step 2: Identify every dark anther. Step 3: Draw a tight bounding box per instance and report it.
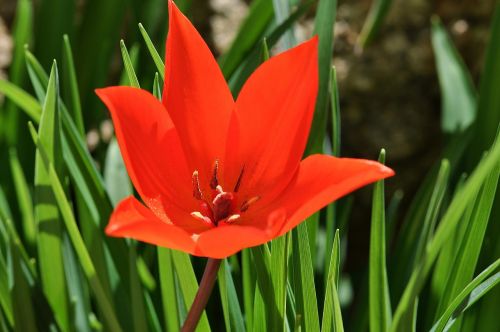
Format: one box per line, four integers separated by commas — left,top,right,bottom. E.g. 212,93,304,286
234,167,245,192
240,196,259,212
210,160,219,190
192,171,203,200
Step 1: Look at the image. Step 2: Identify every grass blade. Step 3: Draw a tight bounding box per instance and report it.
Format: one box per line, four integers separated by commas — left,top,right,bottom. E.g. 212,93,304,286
469,2,500,161
391,133,500,331
369,150,392,332
218,259,246,332
272,0,296,50
120,40,141,88
10,241,38,332
292,224,320,332
435,158,499,324
9,149,36,249
307,0,338,153
431,17,476,133
62,35,85,136
358,0,394,47
430,259,500,332
158,248,180,332
270,234,289,331
0,80,41,122
34,61,70,331
228,1,311,95
219,0,273,79
129,244,148,331
413,160,450,267
139,23,165,80
104,139,133,206
171,251,211,331
28,122,123,332
322,229,343,332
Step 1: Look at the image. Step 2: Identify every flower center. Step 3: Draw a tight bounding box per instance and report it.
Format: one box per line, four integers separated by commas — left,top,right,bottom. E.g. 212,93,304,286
190,160,259,227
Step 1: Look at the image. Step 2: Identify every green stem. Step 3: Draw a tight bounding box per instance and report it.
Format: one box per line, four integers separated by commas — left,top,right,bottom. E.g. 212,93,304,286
181,258,222,332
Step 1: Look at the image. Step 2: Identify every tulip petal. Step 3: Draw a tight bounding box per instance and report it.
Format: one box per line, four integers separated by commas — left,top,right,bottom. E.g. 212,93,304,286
225,37,318,201
270,154,394,237
163,0,234,187
96,87,203,230
106,197,196,253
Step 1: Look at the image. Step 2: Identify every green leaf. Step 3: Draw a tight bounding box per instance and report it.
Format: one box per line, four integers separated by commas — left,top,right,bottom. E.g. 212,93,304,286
171,251,211,331
28,122,123,332
218,259,246,332
321,230,343,332
228,1,311,95
242,249,255,331
329,67,341,157
358,0,394,47
324,67,341,284
435,158,499,323
158,248,180,332
251,245,274,329
104,138,133,206
62,234,92,332
139,23,165,80
120,40,141,88
369,150,392,332
9,149,36,248
469,2,500,162
219,0,274,79
292,224,320,332
431,17,476,133
413,160,450,267
153,72,162,100
307,0,338,153
2,0,32,143
0,79,41,122
129,244,148,332
270,234,289,331
10,241,38,332
62,35,85,136
430,259,500,332
391,133,500,331
0,244,13,328
33,61,70,331
76,0,128,122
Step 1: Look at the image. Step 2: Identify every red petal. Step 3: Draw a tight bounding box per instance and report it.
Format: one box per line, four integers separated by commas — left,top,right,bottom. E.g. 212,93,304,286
96,87,204,231
192,209,287,258
225,37,319,201
163,0,234,187
106,197,196,253
270,154,394,237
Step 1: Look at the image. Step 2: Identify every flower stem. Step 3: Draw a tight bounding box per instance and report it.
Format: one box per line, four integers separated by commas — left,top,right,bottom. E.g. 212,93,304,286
181,258,222,332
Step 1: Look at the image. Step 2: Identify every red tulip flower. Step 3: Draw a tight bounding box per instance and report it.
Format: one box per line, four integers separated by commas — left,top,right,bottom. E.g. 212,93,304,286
96,1,394,259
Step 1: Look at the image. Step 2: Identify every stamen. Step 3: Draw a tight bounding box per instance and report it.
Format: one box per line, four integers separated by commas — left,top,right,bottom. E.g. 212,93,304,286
226,214,241,223
240,196,260,212
192,171,202,200
234,167,244,192
210,159,219,189
191,212,215,228
215,185,223,194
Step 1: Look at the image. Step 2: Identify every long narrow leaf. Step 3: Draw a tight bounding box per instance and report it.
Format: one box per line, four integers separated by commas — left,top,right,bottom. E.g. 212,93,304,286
430,259,500,332
34,61,70,331
369,150,391,332
28,123,123,332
